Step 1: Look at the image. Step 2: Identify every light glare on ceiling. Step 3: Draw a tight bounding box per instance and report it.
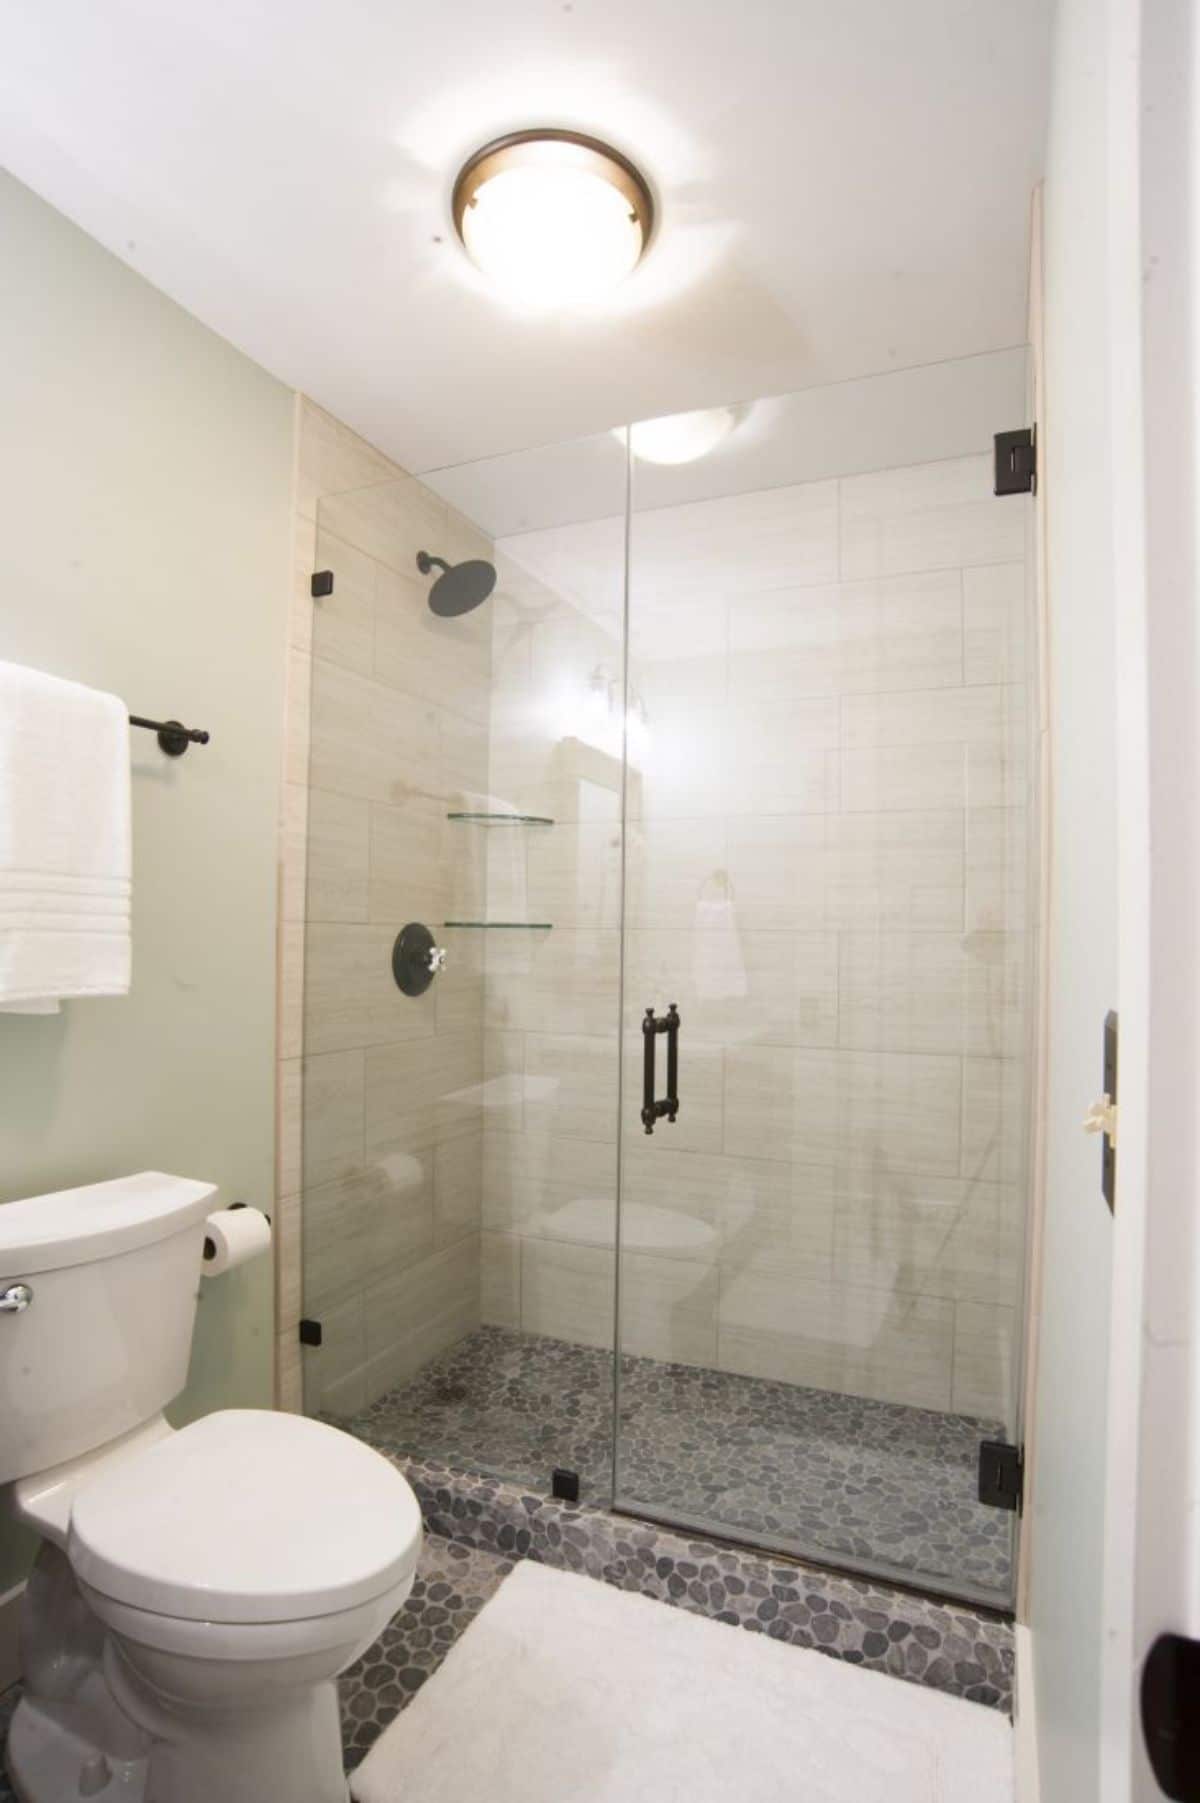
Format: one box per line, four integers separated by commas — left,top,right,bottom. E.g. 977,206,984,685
453,131,653,308
615,406,737,464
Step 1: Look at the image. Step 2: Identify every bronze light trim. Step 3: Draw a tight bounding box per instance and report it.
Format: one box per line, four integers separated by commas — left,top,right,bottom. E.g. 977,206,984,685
451,129,655,258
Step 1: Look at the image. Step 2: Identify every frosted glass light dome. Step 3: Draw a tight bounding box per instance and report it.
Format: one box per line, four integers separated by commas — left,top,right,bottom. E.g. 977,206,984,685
453,131,654,308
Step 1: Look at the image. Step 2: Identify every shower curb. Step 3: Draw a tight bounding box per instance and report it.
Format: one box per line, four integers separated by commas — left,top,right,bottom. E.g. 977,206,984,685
384,1451,1014,1715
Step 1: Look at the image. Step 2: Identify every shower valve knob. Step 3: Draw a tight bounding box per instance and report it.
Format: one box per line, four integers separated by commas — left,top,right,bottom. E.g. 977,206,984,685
392,922,445,997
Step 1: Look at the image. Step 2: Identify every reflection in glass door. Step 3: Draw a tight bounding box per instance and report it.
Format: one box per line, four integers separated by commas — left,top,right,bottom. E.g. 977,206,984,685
612,360,1034,1607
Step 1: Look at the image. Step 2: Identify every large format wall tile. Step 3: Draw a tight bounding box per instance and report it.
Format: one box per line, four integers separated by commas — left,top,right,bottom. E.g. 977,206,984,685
718,1269,955,1411
524,1033,620,1143
840,456,1025,579
952,1299,1016,1419
375,564,491,727
369,806,455,928
966,807,1029,932
482,1129,617,1238
304,1164,436,1316
626,927,839,1049
519,820,623,930
963,563,1028,687
620,1145,837,1279
832,1165,1023,1306
725,1046,962,1174
840,743,967,813
484,927,619,1037
824,812,965,931
319,470,449,576
630,478,840,596
302,1049,365,1189
362,1237,481,1399
729,569,965,702
309,659,443,810
838,932,969,1053
480,1229,521,1327
521,1238,615,1348
306,788,370,923
623,817,729,930
961,1056,1029,1185
619,1250,718,1366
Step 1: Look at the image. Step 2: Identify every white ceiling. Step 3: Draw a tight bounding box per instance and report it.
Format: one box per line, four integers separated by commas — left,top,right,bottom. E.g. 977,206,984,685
0,0,1052,474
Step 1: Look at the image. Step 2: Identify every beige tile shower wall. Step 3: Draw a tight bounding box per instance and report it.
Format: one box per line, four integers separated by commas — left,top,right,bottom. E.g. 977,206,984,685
480,452,1030,1425
277,398,491,1415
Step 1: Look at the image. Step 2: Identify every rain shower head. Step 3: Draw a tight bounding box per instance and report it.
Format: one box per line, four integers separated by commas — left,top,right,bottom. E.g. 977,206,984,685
416,550,497,617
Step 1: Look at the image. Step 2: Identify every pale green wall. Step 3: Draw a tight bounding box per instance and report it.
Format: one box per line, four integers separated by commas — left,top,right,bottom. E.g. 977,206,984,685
0,171,293,1590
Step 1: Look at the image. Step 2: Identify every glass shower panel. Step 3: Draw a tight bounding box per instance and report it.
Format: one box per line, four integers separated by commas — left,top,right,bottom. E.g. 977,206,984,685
300,436,630,1504
299,469,494,1422
613,353,1034,1607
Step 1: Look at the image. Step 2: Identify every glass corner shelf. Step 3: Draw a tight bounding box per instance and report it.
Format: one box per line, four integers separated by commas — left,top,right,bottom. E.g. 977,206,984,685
442,921,553,930
446,812,555,825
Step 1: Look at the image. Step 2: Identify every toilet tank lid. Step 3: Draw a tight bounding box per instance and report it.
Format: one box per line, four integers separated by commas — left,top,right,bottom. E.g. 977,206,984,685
0,1172,217,1274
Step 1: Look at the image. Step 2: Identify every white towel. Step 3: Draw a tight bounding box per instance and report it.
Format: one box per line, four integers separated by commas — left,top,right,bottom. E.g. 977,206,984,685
0,661,132,1013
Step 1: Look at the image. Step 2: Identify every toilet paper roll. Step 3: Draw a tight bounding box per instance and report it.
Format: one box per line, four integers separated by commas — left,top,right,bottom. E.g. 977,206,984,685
202,1206,272,1277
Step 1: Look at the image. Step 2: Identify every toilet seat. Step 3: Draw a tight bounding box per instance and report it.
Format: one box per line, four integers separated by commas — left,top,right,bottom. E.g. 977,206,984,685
68,1408,422,1625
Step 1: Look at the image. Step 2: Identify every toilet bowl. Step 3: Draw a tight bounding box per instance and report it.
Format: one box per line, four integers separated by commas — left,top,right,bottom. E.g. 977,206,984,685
9,1409,423,1803
0,1174,424,1803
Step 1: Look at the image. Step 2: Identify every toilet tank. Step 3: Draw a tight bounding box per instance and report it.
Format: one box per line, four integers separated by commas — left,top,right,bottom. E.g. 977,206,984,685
0,1172,216,1484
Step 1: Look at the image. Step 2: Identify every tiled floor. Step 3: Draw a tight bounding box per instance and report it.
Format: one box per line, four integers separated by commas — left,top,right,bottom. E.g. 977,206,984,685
0,1535,511,1797
343,1325,1012,1602
340,1535,513,1770
398,1456,1013,1710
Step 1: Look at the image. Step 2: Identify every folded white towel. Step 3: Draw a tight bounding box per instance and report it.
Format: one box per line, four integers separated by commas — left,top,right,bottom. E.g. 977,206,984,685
0,661,132,1013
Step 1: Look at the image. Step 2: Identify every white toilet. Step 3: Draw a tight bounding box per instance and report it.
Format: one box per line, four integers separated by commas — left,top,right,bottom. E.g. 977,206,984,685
0,1172,423,1803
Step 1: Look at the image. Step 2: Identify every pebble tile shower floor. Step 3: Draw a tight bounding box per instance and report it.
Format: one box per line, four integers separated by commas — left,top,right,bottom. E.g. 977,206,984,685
343,1324,1012,1601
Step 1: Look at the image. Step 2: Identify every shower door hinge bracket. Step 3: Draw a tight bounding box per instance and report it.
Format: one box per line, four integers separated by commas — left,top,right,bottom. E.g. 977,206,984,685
977,1439,1023,1513
1142,1634,1200,1799
994,426,1037,496
298,1318,323,1347
311,570,334,599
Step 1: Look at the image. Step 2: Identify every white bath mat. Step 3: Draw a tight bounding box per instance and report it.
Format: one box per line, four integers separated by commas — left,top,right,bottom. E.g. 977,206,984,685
349,1562,1012,1803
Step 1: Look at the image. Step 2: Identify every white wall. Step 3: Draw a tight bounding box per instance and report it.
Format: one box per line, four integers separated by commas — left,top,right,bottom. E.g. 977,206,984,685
1026,0,1121,1796
0,171,293,1589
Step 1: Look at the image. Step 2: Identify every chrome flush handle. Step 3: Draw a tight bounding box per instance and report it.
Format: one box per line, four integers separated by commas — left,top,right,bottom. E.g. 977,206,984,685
0,1282,33,1314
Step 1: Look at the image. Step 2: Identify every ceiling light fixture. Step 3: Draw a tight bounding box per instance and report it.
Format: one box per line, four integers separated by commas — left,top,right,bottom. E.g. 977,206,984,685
452,129,654,307
614,406,738,465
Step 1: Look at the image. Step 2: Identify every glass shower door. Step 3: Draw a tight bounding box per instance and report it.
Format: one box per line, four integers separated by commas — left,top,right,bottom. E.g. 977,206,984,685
612,367,1034,1608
